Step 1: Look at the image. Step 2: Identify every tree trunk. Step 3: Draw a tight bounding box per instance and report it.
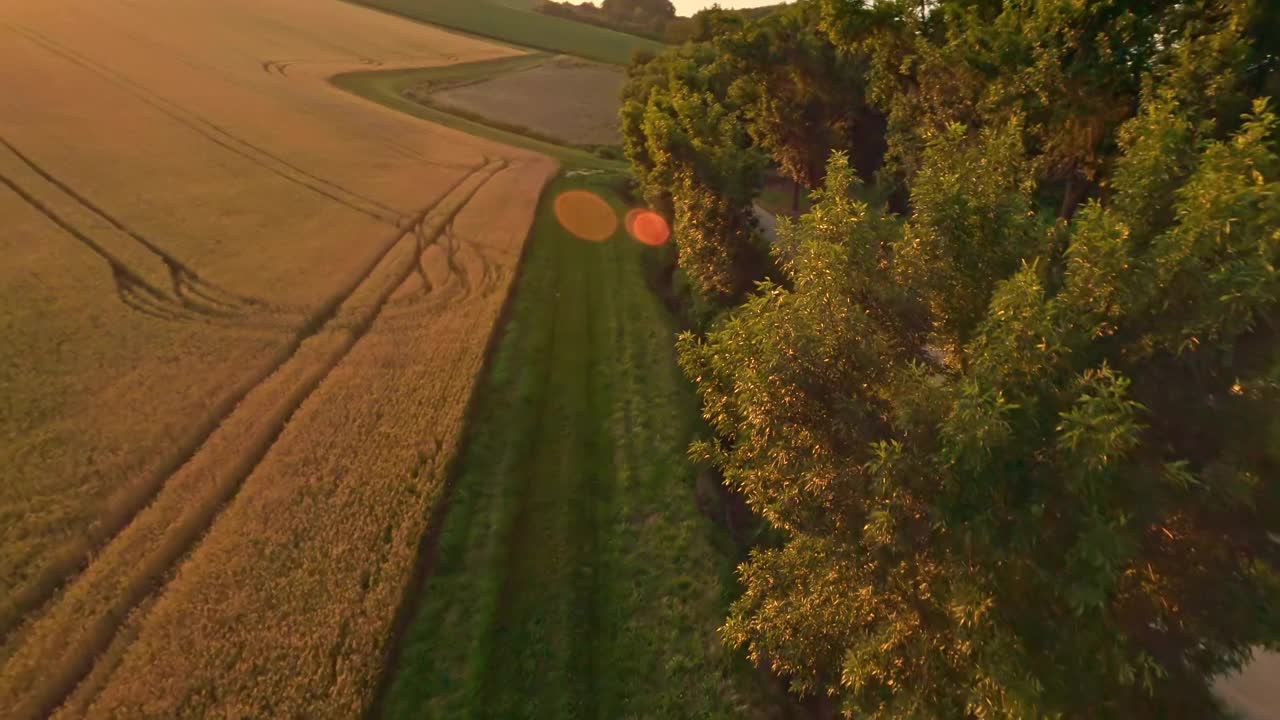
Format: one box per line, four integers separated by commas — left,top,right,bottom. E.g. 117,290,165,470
1059,170,1090,221
791,178,801,214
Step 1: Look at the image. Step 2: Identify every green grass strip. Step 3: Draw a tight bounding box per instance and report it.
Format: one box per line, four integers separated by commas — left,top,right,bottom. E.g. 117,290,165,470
341,0,665,66
378,174,771,719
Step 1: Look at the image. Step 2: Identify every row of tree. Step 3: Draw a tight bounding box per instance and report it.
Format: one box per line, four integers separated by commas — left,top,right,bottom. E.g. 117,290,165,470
537,0,677,42
535,0,788,45
622,0,1280,716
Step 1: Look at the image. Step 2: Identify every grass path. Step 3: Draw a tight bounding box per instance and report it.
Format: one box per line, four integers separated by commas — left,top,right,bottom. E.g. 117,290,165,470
378,174,772,718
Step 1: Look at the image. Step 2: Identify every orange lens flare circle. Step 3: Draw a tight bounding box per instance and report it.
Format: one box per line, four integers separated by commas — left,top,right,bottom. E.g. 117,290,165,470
624,208,671,247
554,190,617,242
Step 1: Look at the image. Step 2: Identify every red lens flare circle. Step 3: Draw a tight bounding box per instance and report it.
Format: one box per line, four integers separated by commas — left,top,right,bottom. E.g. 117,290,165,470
624,208,670,247
554,190,617,242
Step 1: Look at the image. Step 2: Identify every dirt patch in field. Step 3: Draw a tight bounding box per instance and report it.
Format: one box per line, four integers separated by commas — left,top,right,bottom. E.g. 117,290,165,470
422,56,625,146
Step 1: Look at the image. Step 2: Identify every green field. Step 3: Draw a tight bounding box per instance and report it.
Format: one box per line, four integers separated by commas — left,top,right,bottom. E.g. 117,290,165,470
343,0,665,65
332,57,627,172
377,173,773,718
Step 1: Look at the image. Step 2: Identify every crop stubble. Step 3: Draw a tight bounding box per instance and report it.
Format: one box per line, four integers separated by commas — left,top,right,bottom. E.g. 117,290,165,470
0,0,556,716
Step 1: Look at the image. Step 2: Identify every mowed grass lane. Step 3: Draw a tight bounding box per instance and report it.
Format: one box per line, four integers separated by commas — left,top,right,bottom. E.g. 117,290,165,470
380,174,772,718
342,0,664,66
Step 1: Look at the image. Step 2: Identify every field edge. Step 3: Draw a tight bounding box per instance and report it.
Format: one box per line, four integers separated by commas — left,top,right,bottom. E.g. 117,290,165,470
362,168,562,720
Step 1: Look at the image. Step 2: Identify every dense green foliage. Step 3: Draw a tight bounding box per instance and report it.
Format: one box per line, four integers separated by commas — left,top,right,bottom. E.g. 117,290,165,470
821,0,1279,216
622,43,769,310
626,0,1280,716
722,1,885,190
620,2,889,312
380,175,771,718
343,0,664,65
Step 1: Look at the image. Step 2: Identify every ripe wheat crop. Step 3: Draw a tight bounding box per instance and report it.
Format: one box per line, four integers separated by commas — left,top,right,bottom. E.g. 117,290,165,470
0,0,555,716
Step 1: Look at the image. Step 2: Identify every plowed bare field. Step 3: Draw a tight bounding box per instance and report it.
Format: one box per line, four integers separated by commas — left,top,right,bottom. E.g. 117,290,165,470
0,0,555,716
423,56,626,145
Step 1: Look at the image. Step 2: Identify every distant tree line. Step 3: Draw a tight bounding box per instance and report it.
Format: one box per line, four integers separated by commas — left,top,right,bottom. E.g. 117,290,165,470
536,0,789,45
622,0,1280,716
537,0,675,42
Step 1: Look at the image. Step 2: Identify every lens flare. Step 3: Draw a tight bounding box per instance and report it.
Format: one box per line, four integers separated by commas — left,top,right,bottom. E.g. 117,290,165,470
624,208,671,247
553,190,617,242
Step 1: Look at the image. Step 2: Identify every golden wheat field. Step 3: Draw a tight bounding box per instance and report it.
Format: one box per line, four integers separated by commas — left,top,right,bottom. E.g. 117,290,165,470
0,0,556,716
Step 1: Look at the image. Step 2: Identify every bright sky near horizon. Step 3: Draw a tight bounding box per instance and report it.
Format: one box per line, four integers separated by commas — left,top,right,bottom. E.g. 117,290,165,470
672,0,783,18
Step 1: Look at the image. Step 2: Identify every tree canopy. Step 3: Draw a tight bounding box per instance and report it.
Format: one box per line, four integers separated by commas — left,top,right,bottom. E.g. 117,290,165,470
684,96,1280,719
624,0,1280,715
621,42,769,309
820,0,1276,217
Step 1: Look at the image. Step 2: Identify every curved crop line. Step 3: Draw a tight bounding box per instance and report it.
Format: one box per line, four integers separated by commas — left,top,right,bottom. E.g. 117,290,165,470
0,168,246,324
440,225,469,294
0,162,508,720
0,135,263,312
4,24,404,226
0,171,219,324
0,158,495,654
412,222,436,294
20,22,405,217
261,60,291,77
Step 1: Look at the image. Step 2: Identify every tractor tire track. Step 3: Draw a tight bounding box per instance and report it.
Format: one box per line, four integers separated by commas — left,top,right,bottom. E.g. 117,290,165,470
385,160,510,312
411,222,436,294
0,135,262,312
0,155,492,658
441,225,468,294
262,57,382,79
25,6,482,184
0,160,506,720
5,23,404,226
0,164,264,326
380,165,518,322
463,243,500,298
261,59,292,76
0,171,220,323
20,21,404,218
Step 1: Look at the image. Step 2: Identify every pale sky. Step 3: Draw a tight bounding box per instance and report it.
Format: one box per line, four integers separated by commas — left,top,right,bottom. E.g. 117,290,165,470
672,0,785,18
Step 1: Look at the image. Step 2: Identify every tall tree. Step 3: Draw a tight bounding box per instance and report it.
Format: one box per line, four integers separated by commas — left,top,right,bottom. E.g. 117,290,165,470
819,0,1267,218
681,93,1280,718
621,44,768,310
719,2,886,192
601,0,676,22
